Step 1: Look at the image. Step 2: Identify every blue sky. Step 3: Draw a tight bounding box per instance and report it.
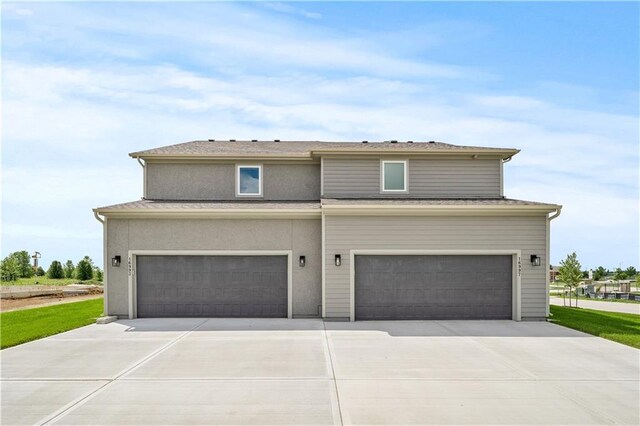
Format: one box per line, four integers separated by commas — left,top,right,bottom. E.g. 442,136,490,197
2,1,638,270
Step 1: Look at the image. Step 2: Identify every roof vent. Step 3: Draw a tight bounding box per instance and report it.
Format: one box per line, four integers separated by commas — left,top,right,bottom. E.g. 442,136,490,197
229,139,236,142
428,140,435,144
251,139,258,142
362,140,368,144
208,139,215,142
390,140,398,143
274,139,280,142
407,140,413,143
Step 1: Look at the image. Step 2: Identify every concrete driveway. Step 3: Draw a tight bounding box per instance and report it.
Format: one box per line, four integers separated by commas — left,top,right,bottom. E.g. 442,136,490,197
2,319,638,425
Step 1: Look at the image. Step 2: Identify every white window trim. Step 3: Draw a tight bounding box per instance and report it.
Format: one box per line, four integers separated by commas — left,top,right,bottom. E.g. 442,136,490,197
380,159,408,193
236,164,263,197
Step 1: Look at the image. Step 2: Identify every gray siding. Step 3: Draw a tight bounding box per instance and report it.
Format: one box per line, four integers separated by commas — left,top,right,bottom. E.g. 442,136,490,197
146,162,320,200
323,158,501,198
323,215,548,319
106,218,321,318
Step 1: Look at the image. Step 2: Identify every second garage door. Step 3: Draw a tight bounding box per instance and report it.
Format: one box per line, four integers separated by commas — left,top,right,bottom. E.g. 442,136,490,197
136,255,288,318
355,255,513,320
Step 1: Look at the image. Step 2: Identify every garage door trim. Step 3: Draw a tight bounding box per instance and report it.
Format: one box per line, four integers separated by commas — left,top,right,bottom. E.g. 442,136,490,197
127,250,293,319
349,249,522,322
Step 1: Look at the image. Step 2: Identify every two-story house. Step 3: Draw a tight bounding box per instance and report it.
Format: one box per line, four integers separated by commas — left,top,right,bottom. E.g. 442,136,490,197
94,140,561,321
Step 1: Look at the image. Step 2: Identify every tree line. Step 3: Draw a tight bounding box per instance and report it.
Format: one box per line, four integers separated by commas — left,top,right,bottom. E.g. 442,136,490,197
0,250,103,282
589,266,637,281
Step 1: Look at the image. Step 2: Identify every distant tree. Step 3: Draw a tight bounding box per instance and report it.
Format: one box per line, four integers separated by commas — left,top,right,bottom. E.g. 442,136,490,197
75,256,94,281
613,268,628,282
582,270,589,278
63,260,75,278
593,266,607,281
11,251,34,278
93,266,103,282
47,260,65,279
35,266,46,276
625,266,637,278
0,256,20,281
557,252,583,307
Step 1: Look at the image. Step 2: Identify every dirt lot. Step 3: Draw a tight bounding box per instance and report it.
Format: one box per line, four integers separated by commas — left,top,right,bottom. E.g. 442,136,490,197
1,293,103,312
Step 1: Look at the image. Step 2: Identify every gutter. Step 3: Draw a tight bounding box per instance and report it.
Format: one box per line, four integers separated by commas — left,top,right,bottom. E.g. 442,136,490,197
321,203,561,217
549,206,562,221
92,208,322,220
93,210,105,224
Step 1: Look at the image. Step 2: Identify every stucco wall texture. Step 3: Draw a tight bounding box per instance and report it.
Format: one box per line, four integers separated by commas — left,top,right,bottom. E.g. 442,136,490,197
106,218,322,318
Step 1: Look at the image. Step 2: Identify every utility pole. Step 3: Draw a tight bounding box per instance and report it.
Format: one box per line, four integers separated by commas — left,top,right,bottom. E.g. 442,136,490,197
32,251,41,272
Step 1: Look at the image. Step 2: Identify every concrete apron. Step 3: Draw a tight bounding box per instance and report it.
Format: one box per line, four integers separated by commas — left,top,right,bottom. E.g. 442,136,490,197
1,318,638,425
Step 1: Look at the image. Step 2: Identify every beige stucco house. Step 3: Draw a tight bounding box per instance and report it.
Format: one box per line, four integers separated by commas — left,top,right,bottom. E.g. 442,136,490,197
94,140,561,321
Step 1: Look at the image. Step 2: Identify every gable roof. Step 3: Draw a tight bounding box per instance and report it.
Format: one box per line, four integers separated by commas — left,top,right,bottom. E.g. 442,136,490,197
129,140,519,160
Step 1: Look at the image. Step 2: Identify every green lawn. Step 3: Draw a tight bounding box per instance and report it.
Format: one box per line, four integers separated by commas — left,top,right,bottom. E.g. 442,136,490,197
1,298,103,349
2,277,103,286
549,305,640,349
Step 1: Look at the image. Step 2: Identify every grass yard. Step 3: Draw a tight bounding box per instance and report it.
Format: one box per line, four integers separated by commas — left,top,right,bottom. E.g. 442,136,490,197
0,298,103,349
549,305,640,349
3,277,103,286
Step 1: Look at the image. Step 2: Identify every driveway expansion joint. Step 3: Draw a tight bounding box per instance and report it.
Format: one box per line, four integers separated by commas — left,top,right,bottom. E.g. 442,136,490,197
35,318,209,425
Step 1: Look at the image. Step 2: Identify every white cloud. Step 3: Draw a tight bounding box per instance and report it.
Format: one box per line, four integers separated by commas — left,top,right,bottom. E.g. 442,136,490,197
262,2,322,20
1,1,637,269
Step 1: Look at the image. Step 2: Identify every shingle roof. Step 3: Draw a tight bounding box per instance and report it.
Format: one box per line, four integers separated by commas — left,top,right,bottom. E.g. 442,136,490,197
129,140,519,159
95,199,321,211
321,198,558,207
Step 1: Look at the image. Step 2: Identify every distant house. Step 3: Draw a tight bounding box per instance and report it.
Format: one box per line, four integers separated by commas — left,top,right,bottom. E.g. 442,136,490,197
550,265,560,282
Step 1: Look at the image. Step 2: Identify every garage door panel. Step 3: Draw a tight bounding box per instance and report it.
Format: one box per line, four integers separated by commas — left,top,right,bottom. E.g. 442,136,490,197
355,255,512,320
136,255,287,318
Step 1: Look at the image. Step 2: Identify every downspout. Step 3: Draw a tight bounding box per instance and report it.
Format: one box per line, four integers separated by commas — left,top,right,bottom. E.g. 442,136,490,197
93,210,108,315
136,157,147,199
546,205,562,317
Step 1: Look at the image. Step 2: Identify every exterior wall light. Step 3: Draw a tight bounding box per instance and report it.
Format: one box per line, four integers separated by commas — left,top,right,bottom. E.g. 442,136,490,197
112,256,121,267
335,254,341,266
530,255,541,267
299,256,306,267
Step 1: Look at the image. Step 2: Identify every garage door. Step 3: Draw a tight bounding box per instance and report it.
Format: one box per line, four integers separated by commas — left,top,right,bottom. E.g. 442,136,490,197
136,255,288,318
355,255,512,320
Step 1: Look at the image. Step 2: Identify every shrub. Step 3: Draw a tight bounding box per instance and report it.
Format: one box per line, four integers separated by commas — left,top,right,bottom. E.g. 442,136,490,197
63,260,75,278
75,256,94,281
47,260,65,279
36,266,46,276
93,266,103,282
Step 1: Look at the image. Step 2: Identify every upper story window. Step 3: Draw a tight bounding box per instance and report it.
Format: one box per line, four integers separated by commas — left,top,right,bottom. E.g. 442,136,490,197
236,165,262,196
381,160,407,192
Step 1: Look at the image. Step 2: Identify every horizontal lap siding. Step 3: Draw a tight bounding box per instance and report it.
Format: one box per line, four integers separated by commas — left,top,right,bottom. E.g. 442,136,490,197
323,158,500,198
324,215,547,319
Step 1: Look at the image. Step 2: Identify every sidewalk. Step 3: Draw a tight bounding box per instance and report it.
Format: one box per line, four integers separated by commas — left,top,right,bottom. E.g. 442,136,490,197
550,297,640,315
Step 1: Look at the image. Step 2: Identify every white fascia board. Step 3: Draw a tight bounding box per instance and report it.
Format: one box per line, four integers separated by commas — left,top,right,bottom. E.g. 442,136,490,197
321,204,561,216
95,209,321,219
